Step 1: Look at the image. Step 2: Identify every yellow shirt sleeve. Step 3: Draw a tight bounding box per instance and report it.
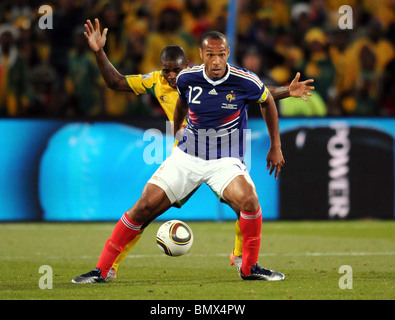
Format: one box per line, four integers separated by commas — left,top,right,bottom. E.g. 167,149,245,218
125,71,160,96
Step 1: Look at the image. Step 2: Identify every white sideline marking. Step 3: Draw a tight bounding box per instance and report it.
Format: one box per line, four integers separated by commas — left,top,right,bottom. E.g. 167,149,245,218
4,251,393,261
74,251,395,260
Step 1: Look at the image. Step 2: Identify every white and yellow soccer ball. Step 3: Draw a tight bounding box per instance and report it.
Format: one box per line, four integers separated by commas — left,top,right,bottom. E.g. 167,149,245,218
156,220,193,256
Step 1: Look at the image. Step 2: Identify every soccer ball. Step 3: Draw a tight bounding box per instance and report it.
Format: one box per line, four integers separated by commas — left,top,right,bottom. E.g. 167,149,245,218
156,220,193,256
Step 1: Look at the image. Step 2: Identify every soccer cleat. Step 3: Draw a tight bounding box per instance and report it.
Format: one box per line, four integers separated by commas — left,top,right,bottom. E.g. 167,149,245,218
240,264,285,281
71,268,106,283
106,267,117,279
230,250,242,273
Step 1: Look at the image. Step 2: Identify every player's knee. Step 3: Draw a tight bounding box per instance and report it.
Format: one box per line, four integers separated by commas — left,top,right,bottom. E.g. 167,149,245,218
238,192,259,213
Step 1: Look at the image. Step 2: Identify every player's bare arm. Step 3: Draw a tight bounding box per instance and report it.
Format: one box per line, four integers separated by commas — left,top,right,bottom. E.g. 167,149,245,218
267,72,315,101
173,97,189,138
260,92,285,180
84,18,131,92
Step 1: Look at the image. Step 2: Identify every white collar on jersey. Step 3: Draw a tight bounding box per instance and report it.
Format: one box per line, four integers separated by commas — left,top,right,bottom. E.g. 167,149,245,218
202,63,230,86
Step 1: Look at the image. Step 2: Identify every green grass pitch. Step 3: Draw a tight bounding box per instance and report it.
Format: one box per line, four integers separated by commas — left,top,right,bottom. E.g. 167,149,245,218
0,220,394,301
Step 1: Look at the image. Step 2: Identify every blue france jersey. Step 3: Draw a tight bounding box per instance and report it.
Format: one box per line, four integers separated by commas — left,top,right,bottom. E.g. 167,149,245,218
176,63,269,160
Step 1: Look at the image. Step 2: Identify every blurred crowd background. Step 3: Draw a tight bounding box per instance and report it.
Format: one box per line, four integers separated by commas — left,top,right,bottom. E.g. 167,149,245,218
0,0,394,119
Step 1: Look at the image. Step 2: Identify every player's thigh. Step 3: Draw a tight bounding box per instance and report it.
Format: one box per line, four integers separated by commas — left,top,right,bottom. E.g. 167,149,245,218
126,183,172,224
148,147,203,204
223,174,259,213
205,157,259,212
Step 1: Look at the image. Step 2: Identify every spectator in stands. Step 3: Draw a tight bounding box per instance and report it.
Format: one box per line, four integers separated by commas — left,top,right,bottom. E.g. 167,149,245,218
302,27,336,105
0,0,394,118
96,1,133,116
350,19,395,75
97,1,127,67
244,9,277,71
0,24,31,116
328,29,355,115
379,58,395,116
47,0,83,90
241,46,277,118
24,36,57,116
289,2,312,45
354,45,380,115
140,5,200,74
183,0,212,41
309,0,328,27
63,27,104,116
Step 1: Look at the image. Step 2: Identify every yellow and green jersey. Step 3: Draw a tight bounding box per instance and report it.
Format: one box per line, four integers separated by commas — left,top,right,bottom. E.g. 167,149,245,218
125,71,179,121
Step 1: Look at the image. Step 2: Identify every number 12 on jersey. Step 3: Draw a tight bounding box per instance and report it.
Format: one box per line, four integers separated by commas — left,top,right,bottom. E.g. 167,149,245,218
188,86,202,104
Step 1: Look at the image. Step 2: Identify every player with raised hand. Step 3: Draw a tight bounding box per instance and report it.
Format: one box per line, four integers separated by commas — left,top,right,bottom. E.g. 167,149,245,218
74,20,314,282
72,31,281,283
83,18,188,279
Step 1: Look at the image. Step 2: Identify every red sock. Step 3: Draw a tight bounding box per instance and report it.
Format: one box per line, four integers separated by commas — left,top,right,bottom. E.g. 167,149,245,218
96,213,142,278
239,207,262,276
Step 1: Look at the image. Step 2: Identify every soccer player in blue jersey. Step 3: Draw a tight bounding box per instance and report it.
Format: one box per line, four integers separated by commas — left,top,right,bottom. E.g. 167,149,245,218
172,31,285,280
72,31,290,283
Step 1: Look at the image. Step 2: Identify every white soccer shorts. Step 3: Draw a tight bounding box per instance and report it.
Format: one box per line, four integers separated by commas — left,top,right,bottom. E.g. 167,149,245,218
148,147,251,205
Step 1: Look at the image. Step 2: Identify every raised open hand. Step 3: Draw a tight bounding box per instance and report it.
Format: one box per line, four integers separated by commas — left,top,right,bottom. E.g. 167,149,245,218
289,72,315,101
83,18,108,53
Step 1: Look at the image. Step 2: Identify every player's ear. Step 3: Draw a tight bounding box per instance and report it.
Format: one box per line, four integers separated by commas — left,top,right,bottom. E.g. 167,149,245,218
185,59,190,67
199,47,203,60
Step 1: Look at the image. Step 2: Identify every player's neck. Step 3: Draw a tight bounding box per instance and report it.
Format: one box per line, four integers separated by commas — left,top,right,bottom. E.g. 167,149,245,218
203,63,230,85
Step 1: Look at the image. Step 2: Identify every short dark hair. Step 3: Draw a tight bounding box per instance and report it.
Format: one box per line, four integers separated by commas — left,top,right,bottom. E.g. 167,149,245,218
200,31,228,48
160,45,186,64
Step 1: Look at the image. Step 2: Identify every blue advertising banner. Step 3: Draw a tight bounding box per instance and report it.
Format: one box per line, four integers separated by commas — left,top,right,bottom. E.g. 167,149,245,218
0,118,394,221
0,119,65,221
